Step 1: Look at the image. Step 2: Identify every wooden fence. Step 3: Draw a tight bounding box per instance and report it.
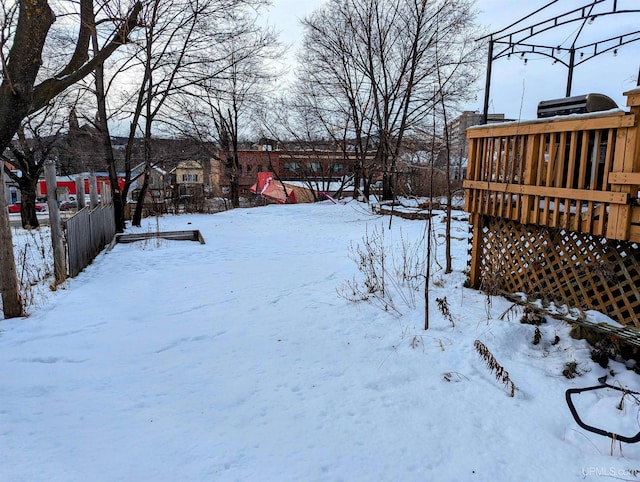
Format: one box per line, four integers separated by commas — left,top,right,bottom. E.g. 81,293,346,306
65,204,116,277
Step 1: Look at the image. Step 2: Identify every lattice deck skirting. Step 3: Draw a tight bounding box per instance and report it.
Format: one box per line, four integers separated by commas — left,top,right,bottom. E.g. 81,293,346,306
470,215,640,327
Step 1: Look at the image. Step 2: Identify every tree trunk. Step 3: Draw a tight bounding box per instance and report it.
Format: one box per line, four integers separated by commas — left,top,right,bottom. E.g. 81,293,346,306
382,173,393,200
20,190,40,229
352,164,361,200
19,183,40,229
0,176,24,319
132,168,150,226
229,152,240,208
363,170,371,200
230,173,240,208
380,144,394,201
92,29,124,233
0,1,55,154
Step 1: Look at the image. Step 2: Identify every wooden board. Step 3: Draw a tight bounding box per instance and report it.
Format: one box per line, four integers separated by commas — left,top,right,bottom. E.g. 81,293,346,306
116,230,205,244
467,113,635,138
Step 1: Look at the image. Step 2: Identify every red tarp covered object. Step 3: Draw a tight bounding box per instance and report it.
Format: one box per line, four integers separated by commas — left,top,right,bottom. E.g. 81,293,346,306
249,172,296,204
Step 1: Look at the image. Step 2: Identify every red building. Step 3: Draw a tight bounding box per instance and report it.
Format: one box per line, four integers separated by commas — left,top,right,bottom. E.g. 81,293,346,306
37,172,126,199
211,148,369,198
211,151,279,196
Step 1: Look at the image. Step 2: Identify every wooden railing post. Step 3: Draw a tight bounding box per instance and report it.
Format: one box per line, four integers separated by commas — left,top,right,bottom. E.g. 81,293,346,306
520,134,540,225
463,138,476,213
607,89,640,240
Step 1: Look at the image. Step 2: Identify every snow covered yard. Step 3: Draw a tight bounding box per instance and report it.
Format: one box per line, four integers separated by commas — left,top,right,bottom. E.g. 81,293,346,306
2,201,640,481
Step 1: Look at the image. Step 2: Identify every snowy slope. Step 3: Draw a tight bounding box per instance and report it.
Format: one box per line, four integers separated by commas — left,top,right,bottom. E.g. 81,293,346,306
2,201,640,481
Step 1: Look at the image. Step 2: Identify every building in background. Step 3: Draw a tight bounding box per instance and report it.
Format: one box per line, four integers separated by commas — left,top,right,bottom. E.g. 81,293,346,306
170,160,205,197
447,112,512,179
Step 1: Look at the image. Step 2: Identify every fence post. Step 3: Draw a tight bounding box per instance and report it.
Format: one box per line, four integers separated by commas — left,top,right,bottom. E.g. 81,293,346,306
89,173,99,209
100,181,111,205
44,161,66,284
2,166,10,205
75,176,86,210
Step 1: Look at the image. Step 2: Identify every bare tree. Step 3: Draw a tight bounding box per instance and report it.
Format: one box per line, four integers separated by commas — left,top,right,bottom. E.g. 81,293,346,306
175,5,281,208
0,0,142,319
295,7,378,200
90,0,223,229
300,0,482,201
432,6,483,274
256,98,369,201
1,95,80,229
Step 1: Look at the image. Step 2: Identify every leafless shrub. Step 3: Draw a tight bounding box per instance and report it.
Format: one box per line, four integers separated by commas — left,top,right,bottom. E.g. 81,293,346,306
533,327,542,345
520,306,546,325
474,340,517,397
397,229,425,287
436,296,454,328
562,360,587,379
339,225,425,317
432,276,445,288
480,266,502,297
498,303,520,322
13,228,54,312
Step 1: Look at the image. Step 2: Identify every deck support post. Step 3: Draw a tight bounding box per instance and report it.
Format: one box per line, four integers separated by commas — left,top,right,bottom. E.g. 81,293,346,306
468,213,485,289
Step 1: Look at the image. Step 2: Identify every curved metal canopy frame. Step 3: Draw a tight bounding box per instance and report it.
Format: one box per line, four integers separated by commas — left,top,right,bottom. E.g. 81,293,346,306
480,0,640,123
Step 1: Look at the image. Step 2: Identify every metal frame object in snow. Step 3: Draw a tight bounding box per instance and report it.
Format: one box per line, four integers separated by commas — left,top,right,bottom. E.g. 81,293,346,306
566,383,640,443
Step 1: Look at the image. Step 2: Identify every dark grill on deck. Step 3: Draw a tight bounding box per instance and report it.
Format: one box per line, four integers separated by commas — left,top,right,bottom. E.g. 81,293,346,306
537,93,618,118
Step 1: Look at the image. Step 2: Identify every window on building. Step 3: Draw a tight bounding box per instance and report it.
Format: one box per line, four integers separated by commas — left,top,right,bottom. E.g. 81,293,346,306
284,162,301,172
309,162,321,172
247,165,253,172
182,173,198,182
330,163,344,173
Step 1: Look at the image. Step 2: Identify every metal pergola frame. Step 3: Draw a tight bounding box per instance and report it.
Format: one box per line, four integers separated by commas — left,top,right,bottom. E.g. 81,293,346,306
480,0,640,123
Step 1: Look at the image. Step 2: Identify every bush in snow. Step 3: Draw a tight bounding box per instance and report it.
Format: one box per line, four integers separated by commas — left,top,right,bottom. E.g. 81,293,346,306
339,225,425,317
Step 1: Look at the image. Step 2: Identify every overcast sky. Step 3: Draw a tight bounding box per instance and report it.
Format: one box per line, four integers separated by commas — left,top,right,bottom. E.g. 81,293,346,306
267,0,640,121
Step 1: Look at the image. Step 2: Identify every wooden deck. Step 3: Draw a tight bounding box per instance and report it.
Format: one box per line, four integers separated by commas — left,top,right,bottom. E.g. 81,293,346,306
464,89,640,243
463,89,640,327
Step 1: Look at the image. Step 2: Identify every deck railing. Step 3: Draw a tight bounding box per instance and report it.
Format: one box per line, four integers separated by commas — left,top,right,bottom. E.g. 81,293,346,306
463,89,640,243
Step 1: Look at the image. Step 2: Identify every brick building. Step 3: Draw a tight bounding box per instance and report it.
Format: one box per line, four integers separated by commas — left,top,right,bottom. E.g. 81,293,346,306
211,150,278,197
211,148,372,198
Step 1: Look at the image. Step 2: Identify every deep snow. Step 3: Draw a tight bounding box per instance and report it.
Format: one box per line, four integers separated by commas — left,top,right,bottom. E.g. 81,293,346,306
2,201,640,481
